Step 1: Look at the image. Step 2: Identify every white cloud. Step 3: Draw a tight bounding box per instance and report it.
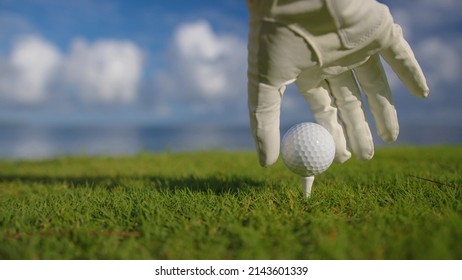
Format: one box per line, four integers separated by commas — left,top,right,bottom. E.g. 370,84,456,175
416,38,460,89
64,38,144,104
0,35,61,104
390,0,462,32
0,35,144,106
175,21,226,61
156,20,247,104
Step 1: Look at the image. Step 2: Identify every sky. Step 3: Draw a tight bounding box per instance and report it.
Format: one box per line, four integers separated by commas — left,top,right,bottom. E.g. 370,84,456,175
0,0,461,127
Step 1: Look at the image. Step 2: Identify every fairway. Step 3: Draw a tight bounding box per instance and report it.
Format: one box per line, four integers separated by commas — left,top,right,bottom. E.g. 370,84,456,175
0,146,461,259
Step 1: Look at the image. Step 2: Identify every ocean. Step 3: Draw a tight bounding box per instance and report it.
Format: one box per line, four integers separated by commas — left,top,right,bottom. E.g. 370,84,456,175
0,123,461,160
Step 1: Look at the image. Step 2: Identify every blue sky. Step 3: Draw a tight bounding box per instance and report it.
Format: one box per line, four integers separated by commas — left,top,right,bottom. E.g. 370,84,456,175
1,0,461,127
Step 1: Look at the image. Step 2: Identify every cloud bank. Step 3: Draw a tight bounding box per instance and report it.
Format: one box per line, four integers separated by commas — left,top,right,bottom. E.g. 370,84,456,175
0,20,248,123
0,36,61,104
155,21,247,114
0,35,144,106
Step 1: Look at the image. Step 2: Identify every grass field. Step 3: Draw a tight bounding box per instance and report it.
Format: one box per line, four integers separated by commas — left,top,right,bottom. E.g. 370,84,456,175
0,146,461,259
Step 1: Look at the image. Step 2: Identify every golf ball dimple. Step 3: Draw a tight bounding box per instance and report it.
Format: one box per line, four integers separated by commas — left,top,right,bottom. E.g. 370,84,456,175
281,122,335,177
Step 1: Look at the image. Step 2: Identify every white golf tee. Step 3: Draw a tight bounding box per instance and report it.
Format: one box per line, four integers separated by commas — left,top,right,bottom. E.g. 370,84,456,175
301,176,315,198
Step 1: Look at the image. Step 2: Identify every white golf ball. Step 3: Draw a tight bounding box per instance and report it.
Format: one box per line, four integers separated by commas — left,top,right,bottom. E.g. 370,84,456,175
281,122,335,177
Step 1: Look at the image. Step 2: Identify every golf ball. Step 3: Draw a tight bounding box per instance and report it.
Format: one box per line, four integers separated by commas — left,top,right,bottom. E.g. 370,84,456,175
281,122,335,177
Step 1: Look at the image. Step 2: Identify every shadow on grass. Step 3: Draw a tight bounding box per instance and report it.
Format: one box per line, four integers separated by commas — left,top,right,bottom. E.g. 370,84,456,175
0,174,264,195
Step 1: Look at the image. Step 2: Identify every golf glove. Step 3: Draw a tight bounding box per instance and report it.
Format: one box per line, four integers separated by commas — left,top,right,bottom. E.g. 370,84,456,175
247,0,429,167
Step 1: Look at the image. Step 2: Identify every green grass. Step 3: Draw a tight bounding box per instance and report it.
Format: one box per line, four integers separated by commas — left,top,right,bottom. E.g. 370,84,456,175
0,146,461,259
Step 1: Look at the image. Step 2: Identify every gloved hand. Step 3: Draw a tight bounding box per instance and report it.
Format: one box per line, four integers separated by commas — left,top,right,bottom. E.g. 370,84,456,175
247,0,429,167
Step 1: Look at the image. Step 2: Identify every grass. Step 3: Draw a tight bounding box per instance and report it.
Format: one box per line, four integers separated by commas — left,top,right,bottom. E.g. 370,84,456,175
0,146,461,259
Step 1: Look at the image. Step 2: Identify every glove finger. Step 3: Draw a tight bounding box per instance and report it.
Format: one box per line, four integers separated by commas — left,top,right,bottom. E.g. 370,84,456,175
380,24,429,98
354,54,399,142
327,71,374,160
297,80,351,163
248,82,284,167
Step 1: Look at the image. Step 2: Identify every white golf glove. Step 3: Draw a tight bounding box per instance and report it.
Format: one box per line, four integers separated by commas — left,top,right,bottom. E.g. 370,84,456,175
247,0,429,167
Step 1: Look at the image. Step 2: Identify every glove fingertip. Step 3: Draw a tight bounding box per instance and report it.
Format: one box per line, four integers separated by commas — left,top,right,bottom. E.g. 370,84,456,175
334,150,351,164
258,150,279,167
408,78,429,99
254,127,281,167
419,86,430,99
360,150,374,161
378,127,399,143
353,148,374,161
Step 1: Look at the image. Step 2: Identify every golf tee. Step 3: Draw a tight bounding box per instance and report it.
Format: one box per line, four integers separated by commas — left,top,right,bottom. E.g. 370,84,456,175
301,176,315,198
